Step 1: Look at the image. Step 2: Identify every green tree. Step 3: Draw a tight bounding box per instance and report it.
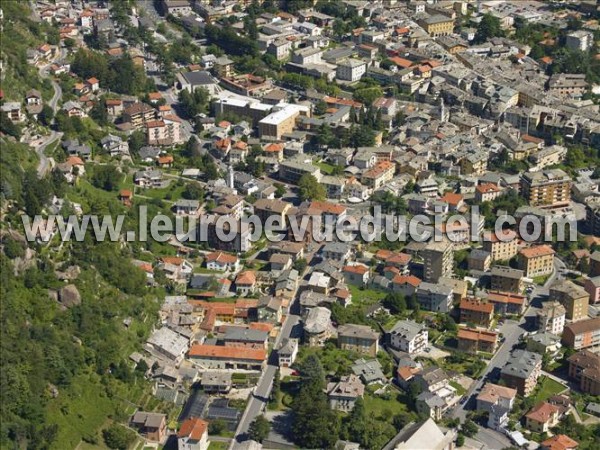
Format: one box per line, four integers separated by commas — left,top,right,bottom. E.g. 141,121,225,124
383,293,407,314
274,183,286,198
293,258,308,274
91,165,121,191
38,104,54,126
298,174,325,202
208,419,227,435
314,100,328,116
248,415,270,443
102,425,136,450
474,13,503,43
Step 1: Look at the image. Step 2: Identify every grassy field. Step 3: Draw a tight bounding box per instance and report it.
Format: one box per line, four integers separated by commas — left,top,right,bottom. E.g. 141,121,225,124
348,285,387,304
532,375,566,404
316,162,335,175
207,442,228,450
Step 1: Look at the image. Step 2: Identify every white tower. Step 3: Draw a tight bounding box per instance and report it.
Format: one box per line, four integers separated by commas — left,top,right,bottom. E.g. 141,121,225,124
228,164,234,189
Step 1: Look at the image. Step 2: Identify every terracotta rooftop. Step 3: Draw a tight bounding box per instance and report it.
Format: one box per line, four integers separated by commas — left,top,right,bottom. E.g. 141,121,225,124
188,344,266,361
178,417,208,440
520,245,555,259
526,402,559,423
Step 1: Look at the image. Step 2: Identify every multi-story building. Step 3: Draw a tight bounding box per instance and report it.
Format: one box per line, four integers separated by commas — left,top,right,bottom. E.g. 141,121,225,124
418,15,454,37
123,102,156,129
459,298,494,328
518,245,555,278
200,214,252,253
584,203,600,237
389,320,428,354
548,73,589,99
490,266,525,294
562,318,600,350
520,169,572,208
177,417,209,450
486,291,527,316
566,30,594,51
416,282,453,313
336,58,367,82
483,230,518,262
146,116,182,145
585,276,600,304
259,104,307,139
278,159,322,183
361,161,395,190
500,350,542,396
267,38,293,61
337,324,380,357
567,350,600,395
536,301,566,335
457,327,498,354
188,344,266,371
326,374,364,412
278,338,299,368
422,240,453,282
550,281,589,322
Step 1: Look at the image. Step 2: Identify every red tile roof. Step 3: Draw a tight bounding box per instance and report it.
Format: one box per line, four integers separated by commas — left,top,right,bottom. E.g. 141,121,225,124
178,417,208,440
189,344,266,361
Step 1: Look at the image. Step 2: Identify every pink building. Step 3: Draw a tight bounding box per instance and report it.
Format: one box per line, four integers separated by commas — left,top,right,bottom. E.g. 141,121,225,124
585,276,600,304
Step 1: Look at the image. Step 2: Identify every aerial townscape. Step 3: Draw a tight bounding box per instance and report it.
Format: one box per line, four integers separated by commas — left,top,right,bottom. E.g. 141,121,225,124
2,0,600,450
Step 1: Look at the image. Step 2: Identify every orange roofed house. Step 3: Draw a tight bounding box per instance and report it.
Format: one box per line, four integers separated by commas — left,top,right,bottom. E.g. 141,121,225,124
235,271,257,296
361,161,395,190
541,435,578,450
457,327,498,354
459,298,494,328
525,402,560,433
205,251,239,272
178,417,209,450
188,344,266,370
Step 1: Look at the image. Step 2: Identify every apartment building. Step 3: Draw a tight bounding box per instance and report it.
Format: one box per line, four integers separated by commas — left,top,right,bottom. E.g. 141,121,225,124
259,105,306,139
457,327,498,354
389,320,428,354
459,298,494,328
500,350,542,396
550,280,589,322
536,301,566,335
562,318,600,350
486,291,527,315
418,15,454,37
146,117,182,146
422,239,453,282
336,58,367,82
188,344,266,371
490,266,525,294
567,350,600,395
361,161,395,190
278,159,322,183
123,102,156,129
337,324,380,357
416,282,454,313
476,383,517,412
518,245,555,278
548,73,588,99
520,169,572,208
483,230,518,262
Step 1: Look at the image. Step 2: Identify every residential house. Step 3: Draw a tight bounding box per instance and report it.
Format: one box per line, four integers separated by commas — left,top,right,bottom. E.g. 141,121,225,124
459,298,494,328
321,242,352,263
257,296,283,323
177,417,209,450
476,382,517,412
457,327,498,354
205,252,239,272
413,367,450,393
416,391,446,421
174,199,200,216
352,358,386,385
486,291,527,315
326,375,364,412
343,264,370,286
525,402,560,433
278,338,299,368
337,324,379,357
130,412,167,442
540,435,579,450
389,320,428,354
303,306,334,347
235,271,257,296
200,372,232,394
388,418,455,450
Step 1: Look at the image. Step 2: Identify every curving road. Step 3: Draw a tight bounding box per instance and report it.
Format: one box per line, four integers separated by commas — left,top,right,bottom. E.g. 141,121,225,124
35,51,64,178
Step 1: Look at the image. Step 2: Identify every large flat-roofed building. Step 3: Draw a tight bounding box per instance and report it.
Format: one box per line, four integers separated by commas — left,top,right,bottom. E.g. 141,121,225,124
520,169,572,208
279,159,322,183
258,104,309,139
562,318,600,350
550,280,589,322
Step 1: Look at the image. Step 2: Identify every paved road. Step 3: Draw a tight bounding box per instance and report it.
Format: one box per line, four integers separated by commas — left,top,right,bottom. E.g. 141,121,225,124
452,258,566,421
231,310,300,447
35,52,64,178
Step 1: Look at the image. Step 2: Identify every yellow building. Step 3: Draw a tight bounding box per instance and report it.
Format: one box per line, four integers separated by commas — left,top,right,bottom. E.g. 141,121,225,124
418,15,454,37
520,169,572,208
518,245,555,278
483,230,518,262
550,280,589,322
